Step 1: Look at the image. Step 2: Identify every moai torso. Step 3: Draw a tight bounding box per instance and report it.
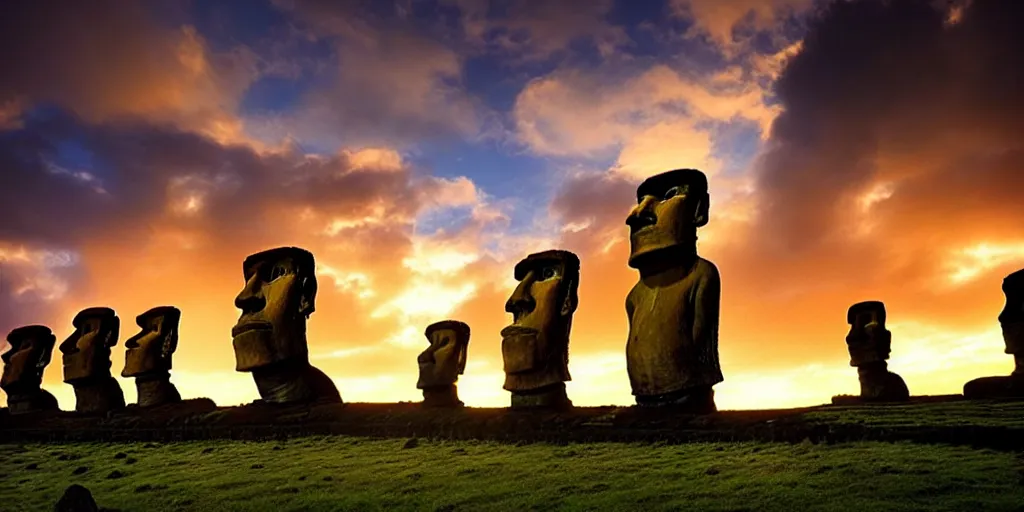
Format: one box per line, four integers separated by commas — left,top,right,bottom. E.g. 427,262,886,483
625,257,722,396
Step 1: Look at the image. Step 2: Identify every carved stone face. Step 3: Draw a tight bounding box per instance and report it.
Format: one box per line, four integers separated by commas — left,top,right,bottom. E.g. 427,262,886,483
231,247,317,372
998,270,1024,355
60,308,119,383
122,306,180,378
501,250,579,390
626,169,709,269
1,325,56,393
846,301,891,367
417,321,469,389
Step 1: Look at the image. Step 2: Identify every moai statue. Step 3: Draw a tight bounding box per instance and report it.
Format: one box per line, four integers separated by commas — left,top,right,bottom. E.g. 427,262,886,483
844,301,909,402
964,269,1024,398
231,247,342,405
60,307,126,414
625,168,721,413
501,250,579,409
416,320,470,407
121,306,183,408
1,325,60,415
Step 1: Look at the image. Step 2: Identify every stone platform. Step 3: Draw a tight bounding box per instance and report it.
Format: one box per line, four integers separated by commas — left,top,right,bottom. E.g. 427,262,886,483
4,397,1024,452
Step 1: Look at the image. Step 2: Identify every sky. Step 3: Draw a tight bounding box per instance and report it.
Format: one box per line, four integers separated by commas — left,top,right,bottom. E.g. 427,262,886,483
2,0,1022,411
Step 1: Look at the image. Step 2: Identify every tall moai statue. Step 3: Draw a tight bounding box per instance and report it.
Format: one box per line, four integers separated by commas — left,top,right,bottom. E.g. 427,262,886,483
417,320,470,407
844,301,909,402
625,168,722,412
121,306,183,408
231,247,342,405
59,307,126,414
1,325,60,415
501,250,579,409
964,269,1024,398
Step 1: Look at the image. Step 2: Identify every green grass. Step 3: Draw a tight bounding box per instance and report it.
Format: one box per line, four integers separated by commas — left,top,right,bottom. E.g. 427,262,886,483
1,437,1021,511
803,400,1024,428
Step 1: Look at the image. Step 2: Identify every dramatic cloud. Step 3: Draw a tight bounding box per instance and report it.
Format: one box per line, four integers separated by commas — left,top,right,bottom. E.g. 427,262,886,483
0,0,261,143
259,0,492,148
513,64,777,164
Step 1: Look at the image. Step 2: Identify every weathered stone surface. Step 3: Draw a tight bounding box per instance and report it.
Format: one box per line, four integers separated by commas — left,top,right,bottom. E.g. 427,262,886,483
59,308,125,414
2,325,60,415
417,320,470,407
964,269,1024,398
122,306,192,408
625,169,721,412
501,250,579,409
231,247,341,405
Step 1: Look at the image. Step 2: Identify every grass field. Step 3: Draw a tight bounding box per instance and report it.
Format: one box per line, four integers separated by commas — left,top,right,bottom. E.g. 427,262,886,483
1,436,1022,511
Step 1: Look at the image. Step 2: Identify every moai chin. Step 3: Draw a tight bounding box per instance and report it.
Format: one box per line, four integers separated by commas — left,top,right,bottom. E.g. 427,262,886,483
501,250,579,409
624,168,722,412
121,306,183,408
1,325,60,415
231,246,342,405
963,269,1024,398
417,320,470,407
845,301,910,402
60,307,126,414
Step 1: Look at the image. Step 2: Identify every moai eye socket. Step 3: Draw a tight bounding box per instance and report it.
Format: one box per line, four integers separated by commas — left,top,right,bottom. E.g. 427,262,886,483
539,266,560,281
663,186,684,201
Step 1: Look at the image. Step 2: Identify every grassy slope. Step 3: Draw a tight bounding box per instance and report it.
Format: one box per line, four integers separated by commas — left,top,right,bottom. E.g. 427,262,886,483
1,437,1022,512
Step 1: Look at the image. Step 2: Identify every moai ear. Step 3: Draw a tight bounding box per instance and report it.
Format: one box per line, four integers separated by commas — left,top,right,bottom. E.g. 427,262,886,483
298,277,317,317
693,193,710,227
458,342,468,374
106,316,121,348
161,328,178,360
36,334,55,369
560,283,579,317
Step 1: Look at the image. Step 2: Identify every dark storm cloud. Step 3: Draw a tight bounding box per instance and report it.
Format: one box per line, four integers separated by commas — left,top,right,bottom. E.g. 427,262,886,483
756,0,1024,255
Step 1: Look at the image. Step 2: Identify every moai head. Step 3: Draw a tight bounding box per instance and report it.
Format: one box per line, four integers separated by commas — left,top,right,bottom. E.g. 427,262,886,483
626,169,710,269
846,301,891,367
1,325,56,394
998,269,1024,355
501,250,579,388
231,247,317,372
416,320,470,390
121,306,180,378
60,307,120,383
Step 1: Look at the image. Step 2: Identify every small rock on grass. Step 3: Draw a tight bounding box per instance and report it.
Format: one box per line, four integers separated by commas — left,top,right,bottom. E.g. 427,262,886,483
55,484,99,512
